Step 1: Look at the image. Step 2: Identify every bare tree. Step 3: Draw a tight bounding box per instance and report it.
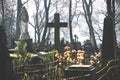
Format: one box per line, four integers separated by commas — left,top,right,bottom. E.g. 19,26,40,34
4,0,16,48
69,0,74,48
16,0,22,40
29,0,46,44
34,0,41,43
82,0,99,52
41,0,51,44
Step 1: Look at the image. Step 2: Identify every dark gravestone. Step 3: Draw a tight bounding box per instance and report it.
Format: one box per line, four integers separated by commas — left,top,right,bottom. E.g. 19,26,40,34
47,13,67,51
23,39,33,52
11,39,33,53
102,16,116,60
11,38,16,48
72,41,77,50
73,35,79,50
83,40,94,56
74,34,78,42
60,38,65,53
64,65,95,80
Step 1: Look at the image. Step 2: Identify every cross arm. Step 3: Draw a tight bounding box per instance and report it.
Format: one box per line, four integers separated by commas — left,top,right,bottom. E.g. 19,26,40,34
47,22,67,27
47,23,54,27
59,22,67,27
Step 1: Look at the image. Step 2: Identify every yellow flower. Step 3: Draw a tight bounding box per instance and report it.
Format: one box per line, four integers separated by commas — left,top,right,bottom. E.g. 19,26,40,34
64,46,70,50
72,49,76,53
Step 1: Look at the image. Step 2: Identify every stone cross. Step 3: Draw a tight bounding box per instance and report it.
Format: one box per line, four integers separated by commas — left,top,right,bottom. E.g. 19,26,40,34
47,13,67,51
74,34,78,42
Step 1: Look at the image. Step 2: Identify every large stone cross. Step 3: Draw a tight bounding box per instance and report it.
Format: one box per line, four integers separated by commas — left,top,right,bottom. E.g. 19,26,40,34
47,13,67,51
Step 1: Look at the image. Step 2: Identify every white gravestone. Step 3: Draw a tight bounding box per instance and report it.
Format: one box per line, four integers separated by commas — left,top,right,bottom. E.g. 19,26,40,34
19,7,30,40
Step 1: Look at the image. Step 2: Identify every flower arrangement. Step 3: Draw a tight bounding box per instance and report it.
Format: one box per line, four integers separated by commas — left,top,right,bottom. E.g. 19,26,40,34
54,46,102,66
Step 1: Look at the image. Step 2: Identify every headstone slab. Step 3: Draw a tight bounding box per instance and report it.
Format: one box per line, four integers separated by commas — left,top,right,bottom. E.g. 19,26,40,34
67,65,95,71
64,65,95,80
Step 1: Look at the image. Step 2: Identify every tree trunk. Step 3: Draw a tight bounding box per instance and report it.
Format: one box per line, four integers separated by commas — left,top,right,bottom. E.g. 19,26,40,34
69,0,73,48
0,1,15,79
42,0,51,44
82,0,98,53
35,0,40,43
0,27,13,80
89,27,99,52
16,0,22,40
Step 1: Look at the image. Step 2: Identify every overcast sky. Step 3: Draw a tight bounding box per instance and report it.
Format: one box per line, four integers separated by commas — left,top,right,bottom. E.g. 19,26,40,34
22,0,106,45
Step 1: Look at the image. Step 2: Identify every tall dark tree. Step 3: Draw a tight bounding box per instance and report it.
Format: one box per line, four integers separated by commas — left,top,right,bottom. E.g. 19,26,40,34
41,0,51,44
34,0,40,43
3,0,16,48
16,0,22,40
0,0,13,80
102,0,116,60
0,26,13,80
69,0,73,48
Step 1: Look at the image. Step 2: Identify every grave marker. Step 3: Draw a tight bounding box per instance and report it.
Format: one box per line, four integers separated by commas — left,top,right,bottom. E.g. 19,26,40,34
64,65,95,80
74,34,78,42
47,13,67,51
19,6,33,52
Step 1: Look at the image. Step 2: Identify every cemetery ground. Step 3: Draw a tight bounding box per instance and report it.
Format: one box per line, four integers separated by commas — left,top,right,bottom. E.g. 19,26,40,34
9,40,120,80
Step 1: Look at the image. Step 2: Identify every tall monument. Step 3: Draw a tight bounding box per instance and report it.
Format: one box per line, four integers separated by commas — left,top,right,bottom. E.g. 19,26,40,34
19,7,30,39
19,7,33,52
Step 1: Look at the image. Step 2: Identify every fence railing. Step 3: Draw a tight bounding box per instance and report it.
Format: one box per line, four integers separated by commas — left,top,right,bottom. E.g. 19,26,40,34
14,60,58,80
95,58,120,80
13,58,120,80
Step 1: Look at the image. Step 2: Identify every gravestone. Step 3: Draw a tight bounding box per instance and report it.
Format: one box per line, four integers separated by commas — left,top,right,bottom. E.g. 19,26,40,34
83,40,94,56
73,35,78,50
47,13,67,51
60,38,65,53
19,7,33,52
72,35,82,50
74,34,78,42
64,65,95,80
102,16,116,60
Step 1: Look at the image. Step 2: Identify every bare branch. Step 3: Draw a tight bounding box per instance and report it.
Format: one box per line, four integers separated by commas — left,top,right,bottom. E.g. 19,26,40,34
22,0,29,6
94,29,102,42
29,21,35,28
